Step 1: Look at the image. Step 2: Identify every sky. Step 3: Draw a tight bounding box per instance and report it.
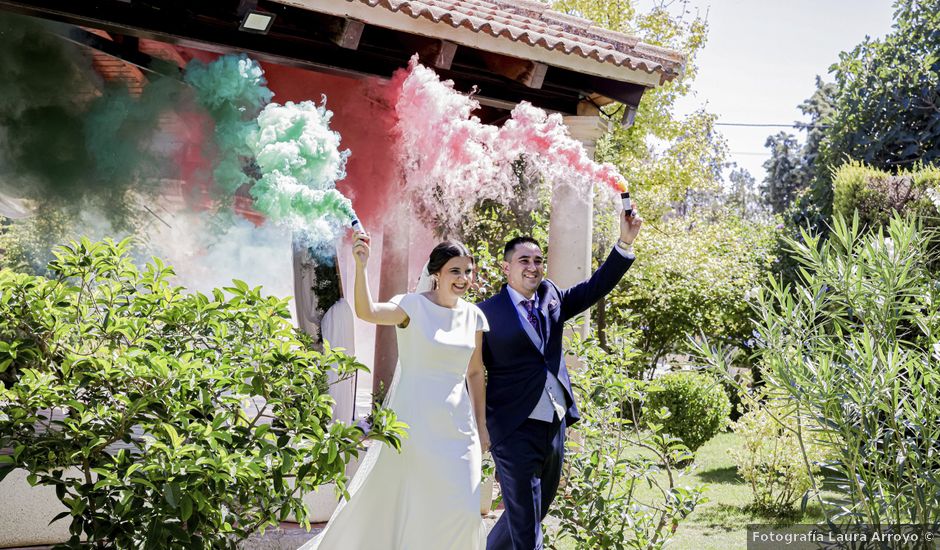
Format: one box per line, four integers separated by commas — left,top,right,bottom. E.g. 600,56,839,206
638,0,896,185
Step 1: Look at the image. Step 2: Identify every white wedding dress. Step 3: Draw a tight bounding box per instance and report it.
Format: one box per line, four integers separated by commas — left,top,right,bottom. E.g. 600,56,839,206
303,292,489,550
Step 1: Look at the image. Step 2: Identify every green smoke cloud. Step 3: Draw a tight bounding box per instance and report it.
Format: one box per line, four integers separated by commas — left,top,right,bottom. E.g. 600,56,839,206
249,100,354,226
184,54,272,194
185,56,356,243
0,12,185,273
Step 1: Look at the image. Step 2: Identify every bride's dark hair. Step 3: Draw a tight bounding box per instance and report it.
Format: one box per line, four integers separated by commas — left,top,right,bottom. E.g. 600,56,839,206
427,240,473,275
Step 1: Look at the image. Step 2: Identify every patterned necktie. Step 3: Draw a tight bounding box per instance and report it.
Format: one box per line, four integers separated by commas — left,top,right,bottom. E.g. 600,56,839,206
521,299,542,339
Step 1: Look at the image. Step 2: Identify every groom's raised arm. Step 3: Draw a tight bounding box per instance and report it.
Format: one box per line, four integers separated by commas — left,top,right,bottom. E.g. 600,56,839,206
557,199,642,322
557,247,633,323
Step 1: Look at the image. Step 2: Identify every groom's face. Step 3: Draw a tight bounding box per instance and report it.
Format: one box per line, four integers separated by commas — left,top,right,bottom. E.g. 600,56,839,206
502,242,545,297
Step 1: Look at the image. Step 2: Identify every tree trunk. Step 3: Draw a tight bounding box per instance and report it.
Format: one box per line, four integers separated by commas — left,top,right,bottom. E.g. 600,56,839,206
596,296,609,352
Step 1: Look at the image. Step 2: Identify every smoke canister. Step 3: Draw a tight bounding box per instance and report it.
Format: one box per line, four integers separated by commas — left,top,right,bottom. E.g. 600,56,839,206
351,218,365,234
620,192,632,217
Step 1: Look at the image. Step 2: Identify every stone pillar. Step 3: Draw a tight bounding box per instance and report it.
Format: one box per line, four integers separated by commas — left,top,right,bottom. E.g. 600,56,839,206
547,114,610,338
372,215,411,401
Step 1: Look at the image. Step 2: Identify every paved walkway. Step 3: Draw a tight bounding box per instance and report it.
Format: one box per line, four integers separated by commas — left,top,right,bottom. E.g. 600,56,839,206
239,510,503,549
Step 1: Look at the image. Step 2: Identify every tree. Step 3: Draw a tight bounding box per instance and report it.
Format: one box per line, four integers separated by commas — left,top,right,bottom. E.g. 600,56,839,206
762,132,806,214
759,78,836,220
768,0,940,280
764,78,837,283
796,77,837,171
608,215,776,378
554,0,726,211
820,0,940,176
726,163,765,221
797,0,940,235
0,238,406,547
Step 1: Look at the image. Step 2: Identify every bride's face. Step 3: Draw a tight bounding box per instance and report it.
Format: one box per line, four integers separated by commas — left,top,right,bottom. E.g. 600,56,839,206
436,256,474,298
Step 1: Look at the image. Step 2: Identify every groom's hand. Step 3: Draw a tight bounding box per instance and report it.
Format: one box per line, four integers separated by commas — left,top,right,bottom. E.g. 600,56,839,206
619,200,643,245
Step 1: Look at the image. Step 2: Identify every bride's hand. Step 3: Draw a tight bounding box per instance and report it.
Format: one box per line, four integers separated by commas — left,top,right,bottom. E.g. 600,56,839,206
479,425,491,453
353,232,371,267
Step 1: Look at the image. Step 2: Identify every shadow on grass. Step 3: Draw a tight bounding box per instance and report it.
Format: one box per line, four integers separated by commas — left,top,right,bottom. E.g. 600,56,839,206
692,501,810,526
698,466,743,484
692,504,751,531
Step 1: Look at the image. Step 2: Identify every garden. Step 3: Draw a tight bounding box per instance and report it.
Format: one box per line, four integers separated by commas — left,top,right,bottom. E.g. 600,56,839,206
3,0,940,548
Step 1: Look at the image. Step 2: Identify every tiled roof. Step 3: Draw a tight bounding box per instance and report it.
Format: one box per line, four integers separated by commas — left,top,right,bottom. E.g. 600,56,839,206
350,0,685,83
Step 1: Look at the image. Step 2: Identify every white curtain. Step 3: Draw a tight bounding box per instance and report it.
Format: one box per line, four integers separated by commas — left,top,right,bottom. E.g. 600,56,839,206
0,193,30,219
321,297,357,424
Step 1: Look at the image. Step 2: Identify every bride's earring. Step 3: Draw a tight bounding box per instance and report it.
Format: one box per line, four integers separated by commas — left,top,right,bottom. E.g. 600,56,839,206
431,274,439,290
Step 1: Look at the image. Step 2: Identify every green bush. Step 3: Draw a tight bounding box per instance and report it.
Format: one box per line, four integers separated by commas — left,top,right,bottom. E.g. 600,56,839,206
832,161,940,230
729,399,824,517
645,371,730,453
608,215,777,379
700,213,940,531
0,238,406,548
546,332,704,550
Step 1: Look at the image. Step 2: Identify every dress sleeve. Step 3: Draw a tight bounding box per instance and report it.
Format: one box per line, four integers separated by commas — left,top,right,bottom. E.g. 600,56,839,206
388,293,413,327
472,305,490,333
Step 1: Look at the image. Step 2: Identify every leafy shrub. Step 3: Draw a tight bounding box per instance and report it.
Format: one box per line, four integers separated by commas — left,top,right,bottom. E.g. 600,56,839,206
546,331,704,550
0,238,406,548
645,371,730,453
701,213,940,530
608,215,776,378
729,400,823,517
832,161,940,231
720,375,746,422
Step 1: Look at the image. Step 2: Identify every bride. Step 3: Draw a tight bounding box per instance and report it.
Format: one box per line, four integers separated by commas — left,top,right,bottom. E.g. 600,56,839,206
302,235,489,549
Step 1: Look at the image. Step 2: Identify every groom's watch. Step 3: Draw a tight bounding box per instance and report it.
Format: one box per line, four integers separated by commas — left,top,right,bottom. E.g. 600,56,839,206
617,239,634,252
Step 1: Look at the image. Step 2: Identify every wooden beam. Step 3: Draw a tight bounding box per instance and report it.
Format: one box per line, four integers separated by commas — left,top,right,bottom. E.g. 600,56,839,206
330,18,363,50
397,35,457,70
576,100,600,117
480,52,547,89
429,40,457,70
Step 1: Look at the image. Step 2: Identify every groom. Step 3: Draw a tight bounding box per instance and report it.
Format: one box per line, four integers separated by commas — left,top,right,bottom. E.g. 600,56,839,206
480,202,642,550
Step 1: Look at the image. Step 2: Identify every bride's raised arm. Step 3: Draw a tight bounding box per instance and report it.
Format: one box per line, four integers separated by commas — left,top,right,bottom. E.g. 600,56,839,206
352,232,409,327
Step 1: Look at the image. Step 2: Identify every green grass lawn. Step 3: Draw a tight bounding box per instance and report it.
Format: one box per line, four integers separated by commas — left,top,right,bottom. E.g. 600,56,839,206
665,431,826,549
549,431,827,549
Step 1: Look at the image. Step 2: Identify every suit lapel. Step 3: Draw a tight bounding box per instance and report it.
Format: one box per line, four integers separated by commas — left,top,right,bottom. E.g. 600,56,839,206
537,282,552,346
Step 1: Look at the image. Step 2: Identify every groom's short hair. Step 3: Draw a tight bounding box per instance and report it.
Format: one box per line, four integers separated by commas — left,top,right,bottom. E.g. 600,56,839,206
503,236,542,261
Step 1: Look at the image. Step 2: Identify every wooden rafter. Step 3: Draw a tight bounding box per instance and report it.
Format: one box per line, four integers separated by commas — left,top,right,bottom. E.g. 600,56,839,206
479,51,547,89
330,18,364,50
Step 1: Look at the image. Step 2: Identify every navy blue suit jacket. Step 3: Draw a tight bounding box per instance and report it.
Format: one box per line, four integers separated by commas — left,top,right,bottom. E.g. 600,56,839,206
479,248,634,447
